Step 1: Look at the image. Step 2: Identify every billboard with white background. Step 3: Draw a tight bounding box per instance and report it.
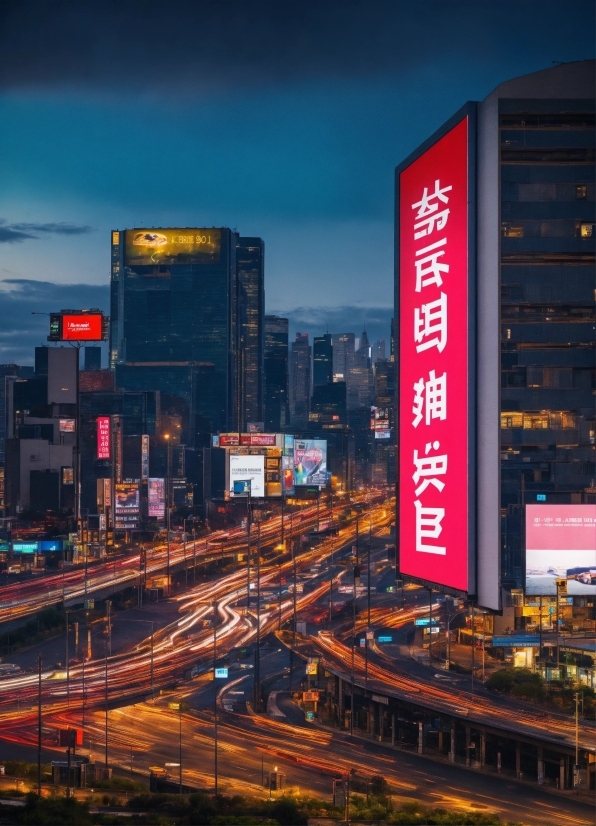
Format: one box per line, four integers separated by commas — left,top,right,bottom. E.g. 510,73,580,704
229,455,265,498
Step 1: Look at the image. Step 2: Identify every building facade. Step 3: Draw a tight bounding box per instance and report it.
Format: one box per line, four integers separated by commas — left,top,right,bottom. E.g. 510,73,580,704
289,333,311,428
264,316,289,432
236,237,265,429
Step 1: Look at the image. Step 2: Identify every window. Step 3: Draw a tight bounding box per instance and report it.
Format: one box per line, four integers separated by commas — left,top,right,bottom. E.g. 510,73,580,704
502,224,524,238
523,414,549,430
576,185,587,199
580,223,594,238
501,412,523,429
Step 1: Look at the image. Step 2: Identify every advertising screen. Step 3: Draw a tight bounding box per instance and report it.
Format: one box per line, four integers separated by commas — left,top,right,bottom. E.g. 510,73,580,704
97,417,111,460
61,314,104,341
370,407,391,439
12,542,38,554
124,228,221,266
397,115,472,593
59,419,76,433
114,482,140,528
229,455,265,498
148,478,165,519
141,435,149,480
282,456,295,495
525,505,596,596
239,433,276,446
294,439,329,488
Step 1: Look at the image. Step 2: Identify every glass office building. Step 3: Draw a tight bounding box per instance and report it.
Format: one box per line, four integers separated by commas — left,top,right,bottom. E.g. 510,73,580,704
495,65,595,588
264,315,289,432
110,228,264,446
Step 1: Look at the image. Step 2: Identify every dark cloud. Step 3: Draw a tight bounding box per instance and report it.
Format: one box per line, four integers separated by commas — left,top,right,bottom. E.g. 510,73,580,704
0,220,94,243
273,304,393,348
0,0,592,94
0,279,109,364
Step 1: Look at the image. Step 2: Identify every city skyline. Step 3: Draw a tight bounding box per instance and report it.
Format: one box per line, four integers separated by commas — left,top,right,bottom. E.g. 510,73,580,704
0,0,593,362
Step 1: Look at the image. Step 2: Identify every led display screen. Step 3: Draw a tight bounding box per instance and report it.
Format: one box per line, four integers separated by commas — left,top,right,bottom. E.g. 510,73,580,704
293,439,329,488
525,504,596,596
148,478,166,519
61,314,104,341
397,115,473,593
229,455,265,498
114,482,140,528
124,228,221,266
97,417,111,460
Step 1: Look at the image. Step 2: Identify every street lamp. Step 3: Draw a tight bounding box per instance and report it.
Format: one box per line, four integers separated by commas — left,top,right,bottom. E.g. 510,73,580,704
164,434,171,596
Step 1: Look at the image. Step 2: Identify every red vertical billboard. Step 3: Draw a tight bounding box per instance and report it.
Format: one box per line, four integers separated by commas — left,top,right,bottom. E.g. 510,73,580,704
396,109,476,594
97,416,111,460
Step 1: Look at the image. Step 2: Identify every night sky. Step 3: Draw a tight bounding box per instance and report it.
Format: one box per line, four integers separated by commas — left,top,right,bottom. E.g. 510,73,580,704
0,0,593,363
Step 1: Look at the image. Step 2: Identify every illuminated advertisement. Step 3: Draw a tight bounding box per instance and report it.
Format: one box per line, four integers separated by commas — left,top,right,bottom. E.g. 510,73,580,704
61,314,104,341
148,478,166,519
141,435,149,480
282,456,295,495
96,417,111,460
397,114,474,593
525,505,596,596
61,467,74,485
240,433,276,446
229,455,265,498
59,419,76,433
114,482,140,528
370,407,391,439
294,439,329,488
124,228,221,266
219,433,240,446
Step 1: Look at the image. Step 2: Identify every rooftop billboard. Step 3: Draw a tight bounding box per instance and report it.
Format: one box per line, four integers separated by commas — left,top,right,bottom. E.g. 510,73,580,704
229,455,265,498
396,112,475,595
124,228,221,266
525,504,596,596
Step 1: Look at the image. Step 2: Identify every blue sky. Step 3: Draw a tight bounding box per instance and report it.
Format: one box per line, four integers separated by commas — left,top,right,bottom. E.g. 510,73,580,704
0,0,593,362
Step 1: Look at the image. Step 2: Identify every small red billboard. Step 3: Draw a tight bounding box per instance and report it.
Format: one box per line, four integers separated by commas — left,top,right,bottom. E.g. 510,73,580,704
97,416,111,460
397,111,475,594
62,314,104,341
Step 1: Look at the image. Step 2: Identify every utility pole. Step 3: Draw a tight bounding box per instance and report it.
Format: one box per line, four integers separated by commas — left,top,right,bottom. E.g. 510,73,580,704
246,484,252,609
104,639,108,773
213,600,218,796
574,691,580,790
255,519,261,711
37,654,42,796
65,611,70,707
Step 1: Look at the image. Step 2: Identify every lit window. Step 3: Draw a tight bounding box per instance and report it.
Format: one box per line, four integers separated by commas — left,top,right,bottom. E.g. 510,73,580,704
501,224,524,238
576,185,587,199
580,223,594,238
501,412,523,429
523,414,549,430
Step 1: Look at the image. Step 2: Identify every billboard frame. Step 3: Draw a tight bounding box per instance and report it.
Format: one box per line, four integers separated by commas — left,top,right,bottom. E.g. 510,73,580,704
395,101,477,598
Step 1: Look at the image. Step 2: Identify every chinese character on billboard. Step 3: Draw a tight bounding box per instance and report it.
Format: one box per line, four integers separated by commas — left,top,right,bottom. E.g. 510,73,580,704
97,417,111,459
124,228,221,266
525,505,596,596
114,482,140,528
229,455,265,498
397,114,474,594
61,314,104,341
148,478,165,519
294,439,329,488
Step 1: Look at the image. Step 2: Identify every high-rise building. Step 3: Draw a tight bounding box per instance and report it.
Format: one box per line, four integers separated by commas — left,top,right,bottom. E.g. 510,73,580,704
372,339,386,364
395,59,595,610
487,62,595,590
110,227,264,446
331,333,355,382
313,334,333,387
264,316,289,432
84,346,102,371
289,333,311,428
355,329,371,368
236,237,265,429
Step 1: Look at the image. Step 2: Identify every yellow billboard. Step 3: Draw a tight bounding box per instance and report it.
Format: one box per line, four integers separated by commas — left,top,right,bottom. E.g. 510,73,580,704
124,228,221,266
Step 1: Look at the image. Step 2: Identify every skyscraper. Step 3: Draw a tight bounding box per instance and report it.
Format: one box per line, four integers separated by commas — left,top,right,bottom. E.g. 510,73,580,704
331,333,355,382
264,316,289,432
289,333,311,428
236,237,265,429
313,334,333,387
110,227,264,446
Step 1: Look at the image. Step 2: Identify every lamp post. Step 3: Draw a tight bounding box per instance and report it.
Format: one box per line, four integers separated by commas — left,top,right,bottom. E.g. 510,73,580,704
213,600,219,796
164,434,171,596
